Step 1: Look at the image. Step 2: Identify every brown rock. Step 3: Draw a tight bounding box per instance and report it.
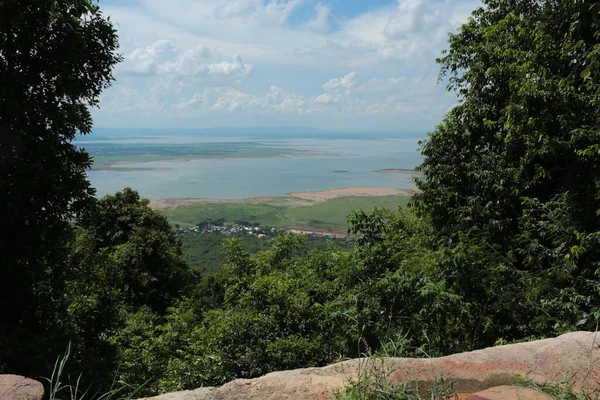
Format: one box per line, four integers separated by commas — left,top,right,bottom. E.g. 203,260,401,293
0,374,44,400
141,331,600,400
462,385,553,400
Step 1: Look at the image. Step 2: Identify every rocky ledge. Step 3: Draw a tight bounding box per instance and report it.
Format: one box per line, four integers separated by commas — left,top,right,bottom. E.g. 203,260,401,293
142,331,600,400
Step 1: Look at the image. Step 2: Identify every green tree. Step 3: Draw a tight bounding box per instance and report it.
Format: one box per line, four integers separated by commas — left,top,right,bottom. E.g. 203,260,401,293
0,0,121,374
346,207,474,356
110,234,355,395
75,188,194,314
61,188,194,388
413,0,600,339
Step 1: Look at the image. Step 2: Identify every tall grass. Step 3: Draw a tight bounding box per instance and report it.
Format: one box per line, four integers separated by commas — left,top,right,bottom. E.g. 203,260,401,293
334,330,600,400
41,343,145,400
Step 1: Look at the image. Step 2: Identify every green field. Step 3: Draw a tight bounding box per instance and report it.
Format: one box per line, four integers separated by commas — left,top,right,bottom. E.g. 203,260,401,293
161,195,411,232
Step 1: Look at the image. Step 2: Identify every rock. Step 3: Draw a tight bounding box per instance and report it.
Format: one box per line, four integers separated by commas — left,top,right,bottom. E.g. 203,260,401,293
0,374,44,400
461,385,553,400
386,331,600,394
141,331,600,400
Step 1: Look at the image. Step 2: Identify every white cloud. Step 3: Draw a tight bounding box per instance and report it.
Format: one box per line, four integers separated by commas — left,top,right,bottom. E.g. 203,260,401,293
313,93,337,105
122,41,252,82
206,54,253,77
294,0,480,69
213,0,303,24
323,71,357,93
261,0,303,25
95,0,478,130
306,3,331,32
167,71,447,118
209,88,252,111
383,0,440,40
161,45,215,75
126,40,177,75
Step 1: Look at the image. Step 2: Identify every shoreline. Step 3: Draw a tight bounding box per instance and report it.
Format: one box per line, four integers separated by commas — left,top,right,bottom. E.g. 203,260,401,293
149,187,417,210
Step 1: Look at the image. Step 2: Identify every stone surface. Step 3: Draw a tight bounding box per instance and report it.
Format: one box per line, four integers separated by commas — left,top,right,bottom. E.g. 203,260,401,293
461,385,554,400
142,331,600,400
0,374,44,400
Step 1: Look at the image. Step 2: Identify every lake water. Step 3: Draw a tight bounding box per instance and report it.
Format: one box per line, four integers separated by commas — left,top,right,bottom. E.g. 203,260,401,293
86,136,423,199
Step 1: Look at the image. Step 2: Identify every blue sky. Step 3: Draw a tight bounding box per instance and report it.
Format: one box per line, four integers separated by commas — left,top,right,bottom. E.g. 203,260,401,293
93,0,481,132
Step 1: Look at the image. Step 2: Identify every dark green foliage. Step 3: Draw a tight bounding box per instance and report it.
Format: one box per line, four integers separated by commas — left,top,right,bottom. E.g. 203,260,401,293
0,0,121,376
179,230,354,275
76,188,194,313
62,188,195,389
110,234,356,394
345,208,474,356
413,0,600,341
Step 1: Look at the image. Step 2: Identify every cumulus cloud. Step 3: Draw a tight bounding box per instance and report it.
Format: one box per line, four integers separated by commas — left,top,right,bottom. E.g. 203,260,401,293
177,85,309,114
126,40,177,75
323,71,357,93
206,54,253,77
313,93,337,105
122,40,252,82
169,71,445,118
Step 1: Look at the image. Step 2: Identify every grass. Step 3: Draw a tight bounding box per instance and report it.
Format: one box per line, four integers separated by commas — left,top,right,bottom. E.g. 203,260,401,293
283,195,410,231
160,195,411,232
520,379,600,400
334,359,454,400
335,361,600,400
42,343,146,400
334,329,600,400
163,202,284,228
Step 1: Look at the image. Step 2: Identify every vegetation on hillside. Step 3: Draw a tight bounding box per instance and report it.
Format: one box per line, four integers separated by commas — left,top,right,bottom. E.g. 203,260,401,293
161,195,411,231
1,0,599,398
179,231,354,275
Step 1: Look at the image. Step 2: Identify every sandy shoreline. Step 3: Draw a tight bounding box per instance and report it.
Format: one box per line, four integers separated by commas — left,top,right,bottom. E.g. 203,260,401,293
287,187,413,202
149,187,417,210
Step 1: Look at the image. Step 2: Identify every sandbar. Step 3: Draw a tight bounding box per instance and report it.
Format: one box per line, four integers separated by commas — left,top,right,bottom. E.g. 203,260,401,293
287,187,415,202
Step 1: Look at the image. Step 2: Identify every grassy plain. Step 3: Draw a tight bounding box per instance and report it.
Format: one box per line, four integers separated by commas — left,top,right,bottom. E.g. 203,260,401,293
161,194,411,232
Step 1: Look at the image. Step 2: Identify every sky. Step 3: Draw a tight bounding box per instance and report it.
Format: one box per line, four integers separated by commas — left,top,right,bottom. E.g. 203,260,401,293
92,0,481,132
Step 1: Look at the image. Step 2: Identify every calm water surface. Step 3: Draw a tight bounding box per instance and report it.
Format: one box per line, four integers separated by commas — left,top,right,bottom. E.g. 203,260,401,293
86,137,423,199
